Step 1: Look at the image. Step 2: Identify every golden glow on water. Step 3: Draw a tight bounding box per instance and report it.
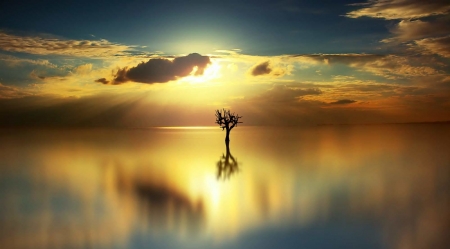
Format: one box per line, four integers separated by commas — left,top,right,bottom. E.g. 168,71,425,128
155,126,217,129
0,125,448,248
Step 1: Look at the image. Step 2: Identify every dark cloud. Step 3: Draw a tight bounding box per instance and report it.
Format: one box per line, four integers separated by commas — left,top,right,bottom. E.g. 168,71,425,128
106,53,211,85
95,78,109,84
251,61,272,76
329,99,357,105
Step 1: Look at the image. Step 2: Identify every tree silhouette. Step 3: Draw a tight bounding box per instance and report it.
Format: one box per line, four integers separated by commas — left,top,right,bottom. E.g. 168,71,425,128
215,109,242,143
216,142,239,180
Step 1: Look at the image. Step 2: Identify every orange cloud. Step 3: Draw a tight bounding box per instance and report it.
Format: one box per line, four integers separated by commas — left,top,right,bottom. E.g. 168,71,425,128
329,99,357,105
0,83,34,99
415,36,450,58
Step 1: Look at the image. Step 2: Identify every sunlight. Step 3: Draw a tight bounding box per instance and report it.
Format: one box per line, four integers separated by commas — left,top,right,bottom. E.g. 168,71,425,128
179,60,222,84
204,175,222,209
155,126,217,129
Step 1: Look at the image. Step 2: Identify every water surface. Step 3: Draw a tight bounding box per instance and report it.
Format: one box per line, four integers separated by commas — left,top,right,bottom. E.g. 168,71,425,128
0,125,449,249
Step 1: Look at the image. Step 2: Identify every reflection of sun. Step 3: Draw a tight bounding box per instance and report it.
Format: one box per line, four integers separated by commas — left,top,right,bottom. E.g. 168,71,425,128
204,175,222,208
181,60,222,84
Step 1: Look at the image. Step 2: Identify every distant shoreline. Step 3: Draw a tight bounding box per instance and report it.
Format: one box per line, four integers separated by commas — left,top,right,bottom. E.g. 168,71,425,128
316,120,450,126
0,120,449,130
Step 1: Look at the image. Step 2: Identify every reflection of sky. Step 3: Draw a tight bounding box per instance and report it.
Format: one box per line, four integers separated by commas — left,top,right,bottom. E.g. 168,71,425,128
0,125,449,249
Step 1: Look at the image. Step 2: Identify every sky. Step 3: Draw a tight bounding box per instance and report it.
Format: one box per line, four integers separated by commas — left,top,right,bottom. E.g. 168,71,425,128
0,0,449,127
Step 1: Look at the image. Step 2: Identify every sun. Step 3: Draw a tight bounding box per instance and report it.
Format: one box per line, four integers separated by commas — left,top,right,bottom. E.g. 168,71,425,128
180,60,222,84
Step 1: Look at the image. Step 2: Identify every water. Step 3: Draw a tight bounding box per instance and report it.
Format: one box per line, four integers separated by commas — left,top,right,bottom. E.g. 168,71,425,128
0,125,449,249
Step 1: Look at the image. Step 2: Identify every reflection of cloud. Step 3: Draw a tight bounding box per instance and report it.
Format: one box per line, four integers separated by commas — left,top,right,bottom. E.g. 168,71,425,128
117,171,205,235
329,99,357,105
105,53,211,84
0,127,448,248
346,0,450,20
0,32,133,57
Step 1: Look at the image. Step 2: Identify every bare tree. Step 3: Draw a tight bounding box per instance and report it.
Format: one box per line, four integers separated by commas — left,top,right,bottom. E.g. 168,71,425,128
215,109,242,143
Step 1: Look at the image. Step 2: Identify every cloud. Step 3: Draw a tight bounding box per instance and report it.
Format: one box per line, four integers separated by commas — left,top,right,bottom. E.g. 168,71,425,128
290,54,385,65
378,19,450,58
346,1,450,59
0,54,58,68
382,19,450,43
254,84,322,103
30,70,47,80
73,64,92,75
251,61,272,76
105,53,211,85
347,55,440,79
291,54,440,79
0,83,34,99
415,36,450,58
249,61,290,77
95,78,110,84
0,32,133,57
329,99,357,105
346,0,450,20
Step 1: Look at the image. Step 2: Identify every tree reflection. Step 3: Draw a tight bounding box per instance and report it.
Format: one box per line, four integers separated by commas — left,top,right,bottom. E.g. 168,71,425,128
216,141,239,180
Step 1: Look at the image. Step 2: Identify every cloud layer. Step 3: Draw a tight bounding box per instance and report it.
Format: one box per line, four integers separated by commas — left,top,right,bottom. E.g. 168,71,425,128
0,32,132,57
329,99,357,105
346,0,450,20
348,0,450,59
101,53,211,85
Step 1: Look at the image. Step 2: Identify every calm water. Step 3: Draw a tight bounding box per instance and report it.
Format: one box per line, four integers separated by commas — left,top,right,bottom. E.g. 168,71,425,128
0,125,449,249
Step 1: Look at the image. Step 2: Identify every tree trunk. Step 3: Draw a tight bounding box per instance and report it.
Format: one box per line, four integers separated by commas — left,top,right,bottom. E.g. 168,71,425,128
225,128,230,142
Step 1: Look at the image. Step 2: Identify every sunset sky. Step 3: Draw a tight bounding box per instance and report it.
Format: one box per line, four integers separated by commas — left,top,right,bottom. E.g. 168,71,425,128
1,0,449,127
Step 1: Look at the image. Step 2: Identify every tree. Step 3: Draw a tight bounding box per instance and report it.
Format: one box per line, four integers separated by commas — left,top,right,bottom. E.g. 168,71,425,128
215,109,242,143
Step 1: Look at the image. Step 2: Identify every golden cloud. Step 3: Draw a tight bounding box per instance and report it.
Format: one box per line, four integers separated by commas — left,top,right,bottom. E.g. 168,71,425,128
346,0,450,20
382,19,450,43
0,32,133,57
415,36,450,58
